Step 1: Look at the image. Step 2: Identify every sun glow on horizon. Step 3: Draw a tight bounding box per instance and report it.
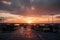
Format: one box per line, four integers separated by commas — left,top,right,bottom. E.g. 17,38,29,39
27,20,32,23
25,17,33,23
0,12,60,23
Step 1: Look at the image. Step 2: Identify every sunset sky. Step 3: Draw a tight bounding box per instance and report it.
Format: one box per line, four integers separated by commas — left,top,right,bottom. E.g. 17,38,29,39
0,0,60,23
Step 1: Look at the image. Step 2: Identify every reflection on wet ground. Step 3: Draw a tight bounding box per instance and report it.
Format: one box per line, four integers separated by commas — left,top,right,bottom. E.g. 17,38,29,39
0,25,60,40
12,27,43,40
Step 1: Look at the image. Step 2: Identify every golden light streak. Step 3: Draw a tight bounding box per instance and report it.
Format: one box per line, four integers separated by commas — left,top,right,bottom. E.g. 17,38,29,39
1,12,60,23
4,16,53,23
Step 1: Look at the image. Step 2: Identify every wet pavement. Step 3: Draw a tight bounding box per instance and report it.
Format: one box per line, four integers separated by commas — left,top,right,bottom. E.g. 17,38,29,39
0,27,44,40
0,26,60,40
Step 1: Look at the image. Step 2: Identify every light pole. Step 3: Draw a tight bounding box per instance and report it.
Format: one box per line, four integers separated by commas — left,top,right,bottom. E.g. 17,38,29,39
50,14,54,24
52,15,53,23
48,15,50,24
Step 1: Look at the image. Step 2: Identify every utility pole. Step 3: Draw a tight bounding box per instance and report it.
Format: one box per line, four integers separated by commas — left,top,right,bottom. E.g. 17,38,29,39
50,14,54,24
48,15,50,24
51,14,54,24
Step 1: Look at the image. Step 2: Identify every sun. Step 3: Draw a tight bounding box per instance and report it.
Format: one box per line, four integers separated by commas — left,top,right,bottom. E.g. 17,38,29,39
27,20,32,23
26,17,33,23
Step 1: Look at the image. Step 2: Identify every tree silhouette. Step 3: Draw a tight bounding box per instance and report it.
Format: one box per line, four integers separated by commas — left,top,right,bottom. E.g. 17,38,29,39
0,17,4,23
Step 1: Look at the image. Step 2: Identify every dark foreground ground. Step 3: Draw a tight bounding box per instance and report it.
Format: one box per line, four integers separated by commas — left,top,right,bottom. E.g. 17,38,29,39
0,26,60,40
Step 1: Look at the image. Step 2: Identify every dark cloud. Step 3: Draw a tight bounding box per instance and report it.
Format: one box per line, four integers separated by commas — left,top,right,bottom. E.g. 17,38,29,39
0,0,12,11
0,0,60,15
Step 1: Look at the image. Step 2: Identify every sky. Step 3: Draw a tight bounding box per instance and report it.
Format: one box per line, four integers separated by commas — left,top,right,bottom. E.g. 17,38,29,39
0,0,60,23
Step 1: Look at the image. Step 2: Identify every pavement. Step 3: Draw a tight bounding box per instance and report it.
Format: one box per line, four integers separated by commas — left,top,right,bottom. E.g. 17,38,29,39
0,27,43,40
35,31,60,40
0,27,60,40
